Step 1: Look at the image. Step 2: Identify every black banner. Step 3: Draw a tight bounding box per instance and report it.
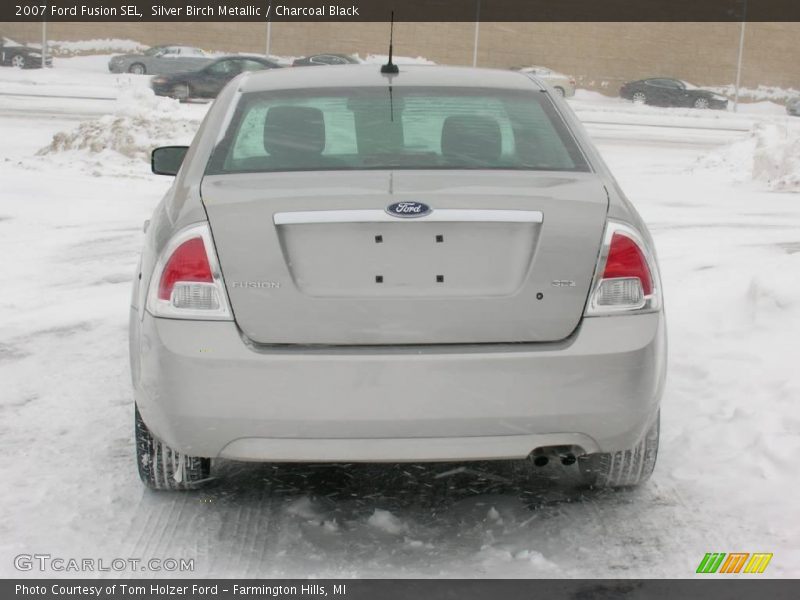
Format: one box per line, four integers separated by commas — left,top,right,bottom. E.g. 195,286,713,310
5,580,800,600
3,0,800,23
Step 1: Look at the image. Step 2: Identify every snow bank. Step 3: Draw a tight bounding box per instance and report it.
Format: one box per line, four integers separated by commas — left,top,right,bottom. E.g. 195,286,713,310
696,123,800,191
47,38,147,56
706,83,800,103
34,88,202,175
367,509,408,535
361,54,436,65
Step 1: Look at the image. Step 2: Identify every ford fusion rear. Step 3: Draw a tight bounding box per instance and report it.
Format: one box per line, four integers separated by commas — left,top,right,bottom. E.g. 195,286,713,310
130,65,665,490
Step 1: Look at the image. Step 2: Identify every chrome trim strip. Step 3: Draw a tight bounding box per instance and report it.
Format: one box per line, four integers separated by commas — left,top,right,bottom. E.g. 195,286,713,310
274,209,543,225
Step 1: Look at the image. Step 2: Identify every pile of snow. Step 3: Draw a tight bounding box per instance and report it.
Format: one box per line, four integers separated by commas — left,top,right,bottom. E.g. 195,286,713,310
34,88,202,175
706,83,800,103
23,39,148,56
267,54,301,66
733,100,788,115
366,509,408,535
696,122,800,191
361,54,436,65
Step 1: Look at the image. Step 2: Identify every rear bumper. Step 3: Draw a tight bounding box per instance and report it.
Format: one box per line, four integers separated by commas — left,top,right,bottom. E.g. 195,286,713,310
132,312,666,461
21,57,52,69
150,82,172,96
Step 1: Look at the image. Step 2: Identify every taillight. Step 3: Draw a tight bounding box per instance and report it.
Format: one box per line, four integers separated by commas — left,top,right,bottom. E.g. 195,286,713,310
585,221,661,316
146,223,232,320
157,238,213,301
604,233,652,295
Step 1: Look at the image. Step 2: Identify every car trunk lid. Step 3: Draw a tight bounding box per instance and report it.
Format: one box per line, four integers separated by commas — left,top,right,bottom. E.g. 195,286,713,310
201,169,607,345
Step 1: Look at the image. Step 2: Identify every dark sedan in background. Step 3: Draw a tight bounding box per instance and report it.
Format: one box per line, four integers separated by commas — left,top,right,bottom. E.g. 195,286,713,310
0,36,51,69
620,78,729,109
151,55,281,100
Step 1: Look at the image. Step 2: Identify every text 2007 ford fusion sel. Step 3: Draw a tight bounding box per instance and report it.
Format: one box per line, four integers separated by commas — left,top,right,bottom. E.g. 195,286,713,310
130,64,666,490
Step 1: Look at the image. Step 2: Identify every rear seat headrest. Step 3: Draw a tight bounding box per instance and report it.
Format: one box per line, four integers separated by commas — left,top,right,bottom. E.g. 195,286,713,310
264,106,326,157
441,115,502,163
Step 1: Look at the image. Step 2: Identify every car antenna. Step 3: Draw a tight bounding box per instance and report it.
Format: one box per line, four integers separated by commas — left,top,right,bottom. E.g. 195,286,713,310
381,11,399,74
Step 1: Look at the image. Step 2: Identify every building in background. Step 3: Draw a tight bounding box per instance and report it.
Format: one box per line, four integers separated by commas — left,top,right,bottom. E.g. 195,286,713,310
2,21,798,91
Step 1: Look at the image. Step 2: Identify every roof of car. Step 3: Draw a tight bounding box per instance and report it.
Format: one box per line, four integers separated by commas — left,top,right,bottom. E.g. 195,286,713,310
212,54,278,63
239,64,545,93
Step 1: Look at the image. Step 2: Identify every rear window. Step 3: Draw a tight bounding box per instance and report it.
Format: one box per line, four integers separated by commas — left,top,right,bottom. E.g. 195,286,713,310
206,86,588,174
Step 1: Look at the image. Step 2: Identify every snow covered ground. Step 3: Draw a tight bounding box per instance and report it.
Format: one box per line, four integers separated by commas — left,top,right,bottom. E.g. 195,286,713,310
0,57,799,579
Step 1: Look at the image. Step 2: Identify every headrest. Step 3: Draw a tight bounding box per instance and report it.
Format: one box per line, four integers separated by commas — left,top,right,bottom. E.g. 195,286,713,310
263,106,325,157
441,115,502,164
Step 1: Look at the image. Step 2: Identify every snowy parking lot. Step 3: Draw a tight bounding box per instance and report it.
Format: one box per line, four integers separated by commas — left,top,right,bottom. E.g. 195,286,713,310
0,56,798,578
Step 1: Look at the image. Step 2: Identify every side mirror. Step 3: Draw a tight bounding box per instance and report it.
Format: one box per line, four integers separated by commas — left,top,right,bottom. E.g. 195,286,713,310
151,146,188,176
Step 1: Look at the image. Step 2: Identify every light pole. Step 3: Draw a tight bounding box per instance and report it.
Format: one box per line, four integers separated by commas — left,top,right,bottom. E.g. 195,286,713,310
41,3,48,68
472,0,481,67
265,2,272,57
733,0,747,112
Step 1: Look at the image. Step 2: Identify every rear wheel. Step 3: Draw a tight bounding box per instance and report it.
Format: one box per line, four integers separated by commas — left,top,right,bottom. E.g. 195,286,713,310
553,86,566,98
135,406,210,490
693,97,710,109
632,91,647,105
10,54,26,68
579,413,660,488
128,63,146,75
170,83,191,101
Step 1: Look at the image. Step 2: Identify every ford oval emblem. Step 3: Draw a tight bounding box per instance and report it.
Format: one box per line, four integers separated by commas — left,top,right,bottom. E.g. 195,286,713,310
386,201,432,218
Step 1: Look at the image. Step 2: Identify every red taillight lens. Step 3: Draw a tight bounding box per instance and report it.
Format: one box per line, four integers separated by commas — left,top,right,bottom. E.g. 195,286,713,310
157,237,213,301
585,221,661,316
603,232,653,295
147,223,231,320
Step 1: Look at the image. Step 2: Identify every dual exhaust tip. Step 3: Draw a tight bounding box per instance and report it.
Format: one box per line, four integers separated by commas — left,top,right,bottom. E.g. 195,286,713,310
531,453,577,467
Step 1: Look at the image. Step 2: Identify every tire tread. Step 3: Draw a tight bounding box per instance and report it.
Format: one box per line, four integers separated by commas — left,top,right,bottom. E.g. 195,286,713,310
135,406,210,490
581,413,660,488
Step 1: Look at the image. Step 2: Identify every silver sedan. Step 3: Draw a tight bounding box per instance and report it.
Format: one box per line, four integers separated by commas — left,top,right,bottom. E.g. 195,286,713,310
108,45,212,75
787,97,800,116
512,65,577,97
131,65,666,490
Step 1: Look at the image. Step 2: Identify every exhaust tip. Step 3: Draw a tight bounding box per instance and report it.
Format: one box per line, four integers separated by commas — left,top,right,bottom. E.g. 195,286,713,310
533,455,549,467
560,454,576,466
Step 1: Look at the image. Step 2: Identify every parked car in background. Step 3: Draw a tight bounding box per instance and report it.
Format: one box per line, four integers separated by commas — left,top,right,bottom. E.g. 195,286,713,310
134,65,665,491
292,53,363,66
0,36,51,69
108,45,212,75
151,55,281,100
511,65,576,97
786,97,800,116
620,78,728,109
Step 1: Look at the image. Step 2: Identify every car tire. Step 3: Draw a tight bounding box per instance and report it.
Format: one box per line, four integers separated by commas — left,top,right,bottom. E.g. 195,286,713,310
128,63,146,75
135,405,210,490
579,412,660,488
10,54,26,68
693,97,710,109
632,91,647,105
170,84,191,101
553,86,566,98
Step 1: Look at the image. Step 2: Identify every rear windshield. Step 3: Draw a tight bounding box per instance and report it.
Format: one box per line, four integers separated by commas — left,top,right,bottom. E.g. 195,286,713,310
206,86,589,174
